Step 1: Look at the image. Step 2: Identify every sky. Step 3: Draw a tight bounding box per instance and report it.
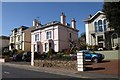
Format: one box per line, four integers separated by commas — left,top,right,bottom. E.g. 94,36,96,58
2,2,104,37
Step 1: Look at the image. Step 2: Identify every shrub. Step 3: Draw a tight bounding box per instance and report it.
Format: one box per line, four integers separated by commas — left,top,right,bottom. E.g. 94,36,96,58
12,49,17,55
88,45,98,51
17,49,25,54
47,49,55,59
93,45,98,51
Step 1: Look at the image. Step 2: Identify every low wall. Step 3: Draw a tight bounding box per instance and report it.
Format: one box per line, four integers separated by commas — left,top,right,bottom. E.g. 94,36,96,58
0,58,5,63
95,50,119,60
34,60,77,70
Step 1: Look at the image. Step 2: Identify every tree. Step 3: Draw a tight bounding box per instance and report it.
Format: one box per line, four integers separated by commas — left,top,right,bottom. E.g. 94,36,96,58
103,2,120,35
78,32,87,50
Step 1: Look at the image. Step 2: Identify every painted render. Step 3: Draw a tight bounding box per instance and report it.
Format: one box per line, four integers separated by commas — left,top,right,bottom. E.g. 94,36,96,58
84,11,119,50
9,26,35,52
31,13,78,54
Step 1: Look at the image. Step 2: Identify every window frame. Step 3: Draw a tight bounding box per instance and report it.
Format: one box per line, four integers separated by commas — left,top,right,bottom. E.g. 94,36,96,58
45,43,48,51
94,22,98,32
104,19,107,31
98,20,103,32
46,31,52,39
35,34,39,41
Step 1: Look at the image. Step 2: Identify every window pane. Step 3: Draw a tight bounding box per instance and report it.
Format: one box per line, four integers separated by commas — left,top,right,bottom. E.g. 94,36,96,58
104,19,107,31
34,45,36,52
98,35,103,42
69,33,72,39
94,22,97,32
37,45,39,52
98,20,103,32
45,43,48,51
35,34,39,41
46,31,51,39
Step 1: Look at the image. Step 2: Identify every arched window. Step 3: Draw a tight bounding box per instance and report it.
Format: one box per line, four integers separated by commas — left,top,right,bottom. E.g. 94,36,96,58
94,22,97,32
111,33,118,47
98,20,103,32
104,19,107,31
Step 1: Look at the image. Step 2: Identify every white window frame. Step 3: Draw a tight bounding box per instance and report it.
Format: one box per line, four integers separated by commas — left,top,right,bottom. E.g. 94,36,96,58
35,34,39,41
45,43,48,52
46,31,51,39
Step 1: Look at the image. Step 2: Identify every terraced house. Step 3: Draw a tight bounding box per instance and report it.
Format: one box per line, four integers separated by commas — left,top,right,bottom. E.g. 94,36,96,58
31,13,79,54
84,11,119,50
9,26,35,52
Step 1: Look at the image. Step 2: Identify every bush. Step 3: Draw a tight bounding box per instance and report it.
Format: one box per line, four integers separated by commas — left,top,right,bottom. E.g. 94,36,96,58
88,45,98,51
93,45,98,51
47,49,55,59
62,49,70,55
12,49,17,55
34,52,41,59
17,49,25,54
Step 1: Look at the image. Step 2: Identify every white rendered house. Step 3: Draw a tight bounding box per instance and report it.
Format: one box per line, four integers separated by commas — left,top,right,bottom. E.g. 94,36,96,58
9,26,35,52
84,11,119,50
31,13,79,54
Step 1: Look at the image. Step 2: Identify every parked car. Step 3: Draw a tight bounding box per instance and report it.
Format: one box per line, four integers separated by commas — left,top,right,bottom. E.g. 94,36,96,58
69,50,104,63
13,54,23,61
22,52,31,62
80,50,105,63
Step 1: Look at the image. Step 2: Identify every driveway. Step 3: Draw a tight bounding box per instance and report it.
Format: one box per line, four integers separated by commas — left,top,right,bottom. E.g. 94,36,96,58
85,59,119,76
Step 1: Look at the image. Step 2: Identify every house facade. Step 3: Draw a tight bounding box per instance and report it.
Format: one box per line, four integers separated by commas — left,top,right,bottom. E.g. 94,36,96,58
0,36,10,53
84,11,119,50
31,13,79,53
9,26,35,52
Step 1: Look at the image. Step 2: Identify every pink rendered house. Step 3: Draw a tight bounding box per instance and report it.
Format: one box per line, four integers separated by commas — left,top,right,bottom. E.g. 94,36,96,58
31,13,79,54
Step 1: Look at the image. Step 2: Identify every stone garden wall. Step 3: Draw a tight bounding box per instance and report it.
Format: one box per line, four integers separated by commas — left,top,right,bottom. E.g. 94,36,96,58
34,60,77,70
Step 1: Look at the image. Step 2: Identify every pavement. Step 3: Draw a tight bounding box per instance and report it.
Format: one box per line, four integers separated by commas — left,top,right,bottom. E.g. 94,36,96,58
2,65,75,78
1,62,120,79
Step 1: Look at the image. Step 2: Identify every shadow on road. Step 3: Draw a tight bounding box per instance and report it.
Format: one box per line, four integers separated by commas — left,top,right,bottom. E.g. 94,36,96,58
85,67,105,71
99,60,110,63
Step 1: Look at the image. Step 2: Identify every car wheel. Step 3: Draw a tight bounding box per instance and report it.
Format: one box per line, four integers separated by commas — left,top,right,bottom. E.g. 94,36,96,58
92,58,98,63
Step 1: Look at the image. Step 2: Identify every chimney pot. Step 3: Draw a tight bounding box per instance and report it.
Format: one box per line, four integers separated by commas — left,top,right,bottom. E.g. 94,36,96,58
60,12,66,25
72,18,76,29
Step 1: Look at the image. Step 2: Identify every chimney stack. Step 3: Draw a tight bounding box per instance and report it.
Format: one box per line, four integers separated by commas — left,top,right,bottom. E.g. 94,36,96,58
33,19,41,27
72,18,76,29
60,12,66,25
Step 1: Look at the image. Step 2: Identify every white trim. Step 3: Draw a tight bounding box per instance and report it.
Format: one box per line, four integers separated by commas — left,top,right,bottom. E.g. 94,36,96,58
89,11,104,20
85,23,89,45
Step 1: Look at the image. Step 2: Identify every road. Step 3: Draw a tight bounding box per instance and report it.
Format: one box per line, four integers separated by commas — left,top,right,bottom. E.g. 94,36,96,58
2,65,75,78
2,64,119,80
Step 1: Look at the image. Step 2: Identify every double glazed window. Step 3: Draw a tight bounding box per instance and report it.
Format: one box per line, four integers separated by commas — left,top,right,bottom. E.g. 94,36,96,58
104,19,107,31
45,43,48,51
69,33,72,39
94,22,97,32
35,34,39,41
46,31,51,39
98,20,103,32
94,19,107,32
18,36,20,41
11,37,13,42
98,35,103,42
